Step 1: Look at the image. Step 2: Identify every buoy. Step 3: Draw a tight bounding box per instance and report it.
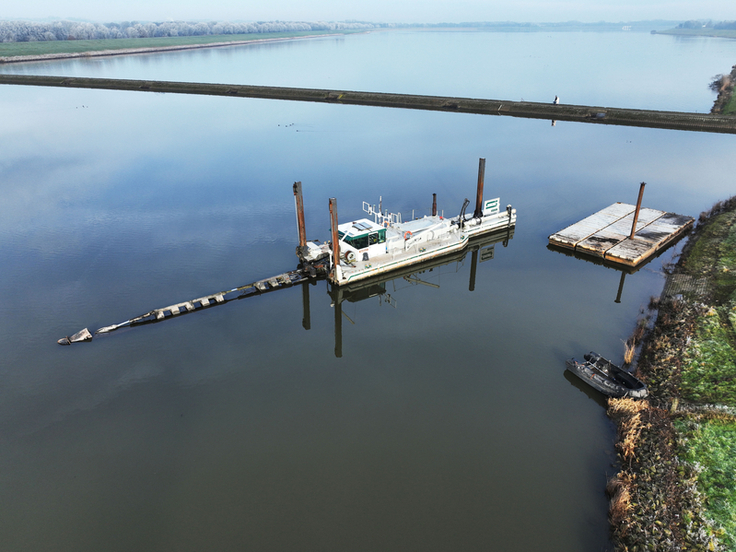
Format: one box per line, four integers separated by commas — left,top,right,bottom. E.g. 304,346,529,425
404,231,412,240
345,250,356,262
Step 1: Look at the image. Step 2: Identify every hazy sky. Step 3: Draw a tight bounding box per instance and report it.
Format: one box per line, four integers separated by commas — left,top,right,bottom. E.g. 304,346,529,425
6,0,736,24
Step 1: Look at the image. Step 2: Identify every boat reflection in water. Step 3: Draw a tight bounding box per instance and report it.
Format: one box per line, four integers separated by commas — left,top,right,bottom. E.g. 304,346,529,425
563,369,610,408
311,227,514,358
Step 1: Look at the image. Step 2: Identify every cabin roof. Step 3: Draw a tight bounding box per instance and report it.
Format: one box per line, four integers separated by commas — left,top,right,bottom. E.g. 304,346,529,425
338,218,383,236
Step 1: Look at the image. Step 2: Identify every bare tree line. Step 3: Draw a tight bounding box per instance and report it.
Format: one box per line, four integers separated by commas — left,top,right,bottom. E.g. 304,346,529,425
0,18,702,43
0,20,383,43
677,20,736,30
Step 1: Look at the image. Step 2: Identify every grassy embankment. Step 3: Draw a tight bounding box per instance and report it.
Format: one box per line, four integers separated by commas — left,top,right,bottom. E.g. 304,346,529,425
608,197,736,551
719,86,736,117
723,95,736,116
657,28,736,40
710,65,736,116
0,30,365,59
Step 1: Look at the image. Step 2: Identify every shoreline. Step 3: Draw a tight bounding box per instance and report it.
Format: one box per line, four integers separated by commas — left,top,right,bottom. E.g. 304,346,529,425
656,29,736,40
0,32,351,64
607,197,736,551
711,64,736,115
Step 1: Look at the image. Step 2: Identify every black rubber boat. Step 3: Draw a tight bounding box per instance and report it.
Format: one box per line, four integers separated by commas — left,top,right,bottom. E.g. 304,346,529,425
565,352,648,399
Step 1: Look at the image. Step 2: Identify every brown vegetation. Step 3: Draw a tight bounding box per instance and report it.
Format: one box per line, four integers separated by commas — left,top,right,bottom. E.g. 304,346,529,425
606,395,698,551
710,64,736,114
606,472,634,526
623,339,636,365
608,397,648,462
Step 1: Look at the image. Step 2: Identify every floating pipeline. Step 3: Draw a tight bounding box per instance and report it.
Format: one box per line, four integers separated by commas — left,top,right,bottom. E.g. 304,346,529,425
57,261,328,345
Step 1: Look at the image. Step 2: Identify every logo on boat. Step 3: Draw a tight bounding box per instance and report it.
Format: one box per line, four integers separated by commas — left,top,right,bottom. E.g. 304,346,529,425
483,198,500,214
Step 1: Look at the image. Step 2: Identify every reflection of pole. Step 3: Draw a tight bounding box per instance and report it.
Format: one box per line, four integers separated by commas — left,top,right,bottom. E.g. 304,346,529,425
473,158,486,218
329,198,340,284
503,205,513,246
293,181,307,248
629,182,646,239
301,282,311,330
615,271,626,304
334,295,343,358
469,249,479,292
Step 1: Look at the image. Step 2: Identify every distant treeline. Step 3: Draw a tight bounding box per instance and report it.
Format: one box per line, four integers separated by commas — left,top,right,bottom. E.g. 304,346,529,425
0,20,381,43
0,19,681,43
677,20,736,30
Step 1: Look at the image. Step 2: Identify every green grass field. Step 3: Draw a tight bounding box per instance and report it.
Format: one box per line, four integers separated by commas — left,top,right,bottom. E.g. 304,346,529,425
680,209,736,404
676,203,736,549
681,311,736,404
0,30,362,58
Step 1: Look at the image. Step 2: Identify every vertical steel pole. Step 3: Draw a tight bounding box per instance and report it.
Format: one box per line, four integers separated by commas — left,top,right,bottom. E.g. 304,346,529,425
629,182,646,239
293,181,307,248
432,193,437,217
473,157,486,218
329,198,340,283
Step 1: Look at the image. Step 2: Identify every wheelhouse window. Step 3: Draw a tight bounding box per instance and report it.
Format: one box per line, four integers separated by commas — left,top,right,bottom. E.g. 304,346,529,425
348,234,369,249
339,228,386,250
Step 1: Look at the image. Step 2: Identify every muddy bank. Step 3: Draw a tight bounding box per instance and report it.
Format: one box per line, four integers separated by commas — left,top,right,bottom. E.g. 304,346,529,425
607,197,736,551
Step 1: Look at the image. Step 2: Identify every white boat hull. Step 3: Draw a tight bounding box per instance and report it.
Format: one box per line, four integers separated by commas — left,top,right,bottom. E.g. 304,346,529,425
333,207,515,285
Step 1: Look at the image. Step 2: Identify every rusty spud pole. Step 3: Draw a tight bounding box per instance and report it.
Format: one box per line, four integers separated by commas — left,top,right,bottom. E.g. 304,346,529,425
329,198,340,281
293,181,307,248
629,182,646,240
473,157,486,218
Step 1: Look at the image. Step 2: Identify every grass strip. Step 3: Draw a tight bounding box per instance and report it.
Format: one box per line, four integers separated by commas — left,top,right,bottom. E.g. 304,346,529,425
681,309,736,405
0,30,360,58
675,415,736,551
657,29,736,39
723,95,736,115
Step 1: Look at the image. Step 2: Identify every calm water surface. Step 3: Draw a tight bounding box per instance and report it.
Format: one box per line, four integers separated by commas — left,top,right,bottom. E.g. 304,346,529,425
2,30,736,551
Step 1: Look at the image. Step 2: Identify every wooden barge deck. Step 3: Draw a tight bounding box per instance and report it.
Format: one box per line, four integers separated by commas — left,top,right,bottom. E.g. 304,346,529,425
548,202,694,267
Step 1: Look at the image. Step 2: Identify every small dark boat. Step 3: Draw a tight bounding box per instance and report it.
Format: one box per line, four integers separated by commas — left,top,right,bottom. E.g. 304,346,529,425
565,352,648,399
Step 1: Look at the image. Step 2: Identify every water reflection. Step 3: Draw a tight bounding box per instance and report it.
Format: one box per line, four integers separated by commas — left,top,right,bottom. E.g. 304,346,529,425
6,30,736,552
327,228,514,357
61,225,515,351
563,368,609,408
546,228,688,303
